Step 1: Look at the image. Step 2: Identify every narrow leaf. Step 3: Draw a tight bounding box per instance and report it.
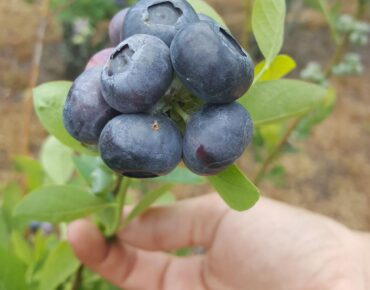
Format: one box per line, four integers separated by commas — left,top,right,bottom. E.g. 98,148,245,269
125,184,173,225
13,156,44,191
38,242,80,290
254,55,296,81
14,185,112,223
2,182,23,229
0,247,27,290
208,165,260,211
187,0,227,27
239,79,327,126
152,167,205,185
11,232,32,265
33,81,93,154
40,136,74,184
252,0,286,63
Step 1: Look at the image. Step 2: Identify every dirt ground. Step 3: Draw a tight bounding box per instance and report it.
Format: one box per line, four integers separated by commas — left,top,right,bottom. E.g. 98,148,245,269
0,1,369,230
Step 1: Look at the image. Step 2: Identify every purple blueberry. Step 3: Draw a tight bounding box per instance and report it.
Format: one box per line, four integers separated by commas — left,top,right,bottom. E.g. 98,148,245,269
122,0,199,46
99,114,182,178
63,67,119,145
183,103,253,175
171,21,254,104
101,34,173,113
109,8,129,46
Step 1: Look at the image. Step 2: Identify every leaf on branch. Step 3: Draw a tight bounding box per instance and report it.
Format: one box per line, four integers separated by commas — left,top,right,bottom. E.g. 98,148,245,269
33,81,94,154
254,55,296,81
239,79,327,126
208,165,260,211
14,185,113,223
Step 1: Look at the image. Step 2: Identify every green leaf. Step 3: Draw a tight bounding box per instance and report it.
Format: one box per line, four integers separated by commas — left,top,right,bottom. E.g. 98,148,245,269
72,155,100,185
255,55,296,81
72,155,115,195
125,184,173,225
252,0,286,63
11,232,32,265
38,242,80,290
2,182,23,229
14,185,113,223
0,210,9,249
152,167,205,185
208,165,260,211
0,247,27,290
33,81,93,154
187,0,227,27
90,166,115,196
13,156,44,191
155,191,176,205
40,136,74,184
295,88,336,138
239,79,327,126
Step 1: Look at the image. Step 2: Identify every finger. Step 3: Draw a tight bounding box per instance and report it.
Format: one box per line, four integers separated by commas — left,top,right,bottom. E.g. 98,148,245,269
120,193,229,251
85,48,113,70
68,220,207,290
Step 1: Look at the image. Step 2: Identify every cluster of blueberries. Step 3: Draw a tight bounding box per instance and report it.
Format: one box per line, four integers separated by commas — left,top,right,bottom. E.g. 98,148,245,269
63,0,255,178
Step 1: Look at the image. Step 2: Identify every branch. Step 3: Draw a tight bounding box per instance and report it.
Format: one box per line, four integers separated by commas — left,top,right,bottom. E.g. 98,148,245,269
21,0,50,154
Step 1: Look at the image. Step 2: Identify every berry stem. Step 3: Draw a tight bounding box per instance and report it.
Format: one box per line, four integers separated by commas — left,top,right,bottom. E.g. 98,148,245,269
174,103,190,122
71,264,84,290
109,175,131,237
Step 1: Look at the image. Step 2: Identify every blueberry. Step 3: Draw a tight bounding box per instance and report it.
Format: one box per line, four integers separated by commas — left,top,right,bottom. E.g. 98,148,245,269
101,34,173,113
63,67,119,145
29,222,53,234
29,222,42,233
197,13,214,23
109,8,129,46
122,0,199,46
171,21,254,104
183,103,253,175
85,48,114,70
99,114,182,178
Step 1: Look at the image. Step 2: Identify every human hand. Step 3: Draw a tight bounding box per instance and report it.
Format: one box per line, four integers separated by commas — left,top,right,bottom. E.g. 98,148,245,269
68,194,370,290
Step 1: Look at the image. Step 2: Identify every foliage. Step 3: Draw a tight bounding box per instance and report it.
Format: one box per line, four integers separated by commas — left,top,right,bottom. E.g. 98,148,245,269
2,0,366,289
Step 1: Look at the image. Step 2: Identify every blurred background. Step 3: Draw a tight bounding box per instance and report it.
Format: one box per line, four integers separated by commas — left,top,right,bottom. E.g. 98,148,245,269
0,0,369,230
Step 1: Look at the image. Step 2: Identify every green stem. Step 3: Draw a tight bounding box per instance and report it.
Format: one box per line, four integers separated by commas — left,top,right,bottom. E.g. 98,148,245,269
254,117,300,185
109,176,131,237
174,103,190,122
241,0,253,49
71,264,84,290
317,0,340,44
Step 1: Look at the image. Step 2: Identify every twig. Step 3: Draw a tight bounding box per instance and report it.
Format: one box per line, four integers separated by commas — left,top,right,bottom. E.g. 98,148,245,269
71,264,84,290
108,175,131,237
254,118,300,185
241,0,253,49
21,0,50,154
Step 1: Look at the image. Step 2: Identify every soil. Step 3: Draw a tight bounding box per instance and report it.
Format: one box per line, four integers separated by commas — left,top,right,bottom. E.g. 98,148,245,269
0,1,369,230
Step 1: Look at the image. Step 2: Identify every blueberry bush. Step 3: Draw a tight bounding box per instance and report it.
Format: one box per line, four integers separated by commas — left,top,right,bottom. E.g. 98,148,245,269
2,0,367,289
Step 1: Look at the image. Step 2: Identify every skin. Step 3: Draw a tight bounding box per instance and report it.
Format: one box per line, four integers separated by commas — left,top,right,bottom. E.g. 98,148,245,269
68,193,370,290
